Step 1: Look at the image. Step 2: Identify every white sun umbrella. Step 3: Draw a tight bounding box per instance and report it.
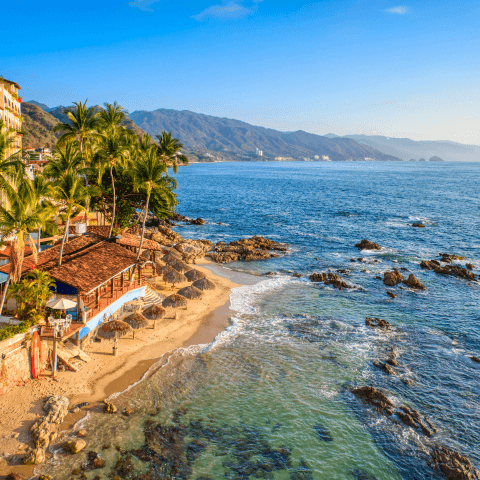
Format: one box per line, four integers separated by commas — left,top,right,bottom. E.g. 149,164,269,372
46,297,77,310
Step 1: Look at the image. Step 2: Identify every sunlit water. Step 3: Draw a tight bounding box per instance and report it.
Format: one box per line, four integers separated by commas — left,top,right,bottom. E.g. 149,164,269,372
42,161,480,479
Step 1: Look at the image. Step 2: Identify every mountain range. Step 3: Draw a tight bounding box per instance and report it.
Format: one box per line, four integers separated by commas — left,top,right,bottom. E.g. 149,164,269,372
23,101,479,162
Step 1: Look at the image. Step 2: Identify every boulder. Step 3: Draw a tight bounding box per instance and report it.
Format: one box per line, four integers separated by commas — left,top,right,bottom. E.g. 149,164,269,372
309,272,353,290
64,439,86,454
386,291,397,298
365,317,392,330
7,474,23,480
85,451,106,470
431,445,480,480
470,356,480,363
434,264,477,281
421,260,441,270
23,447,46,465
466,263,475,270
124,407,135,416
43,395,70,424
104,401,117,414
439,253,467,263
402,274,426,290
355,239,381,250
383,269,404,286
77,429,87,437
207,252,241,263
189,218,205,225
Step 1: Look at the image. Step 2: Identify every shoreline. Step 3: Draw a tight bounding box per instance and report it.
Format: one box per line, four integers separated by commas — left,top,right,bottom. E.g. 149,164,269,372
0,261,256,477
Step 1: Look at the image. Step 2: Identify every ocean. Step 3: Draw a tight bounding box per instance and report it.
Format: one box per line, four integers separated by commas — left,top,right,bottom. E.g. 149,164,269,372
42,161,480,479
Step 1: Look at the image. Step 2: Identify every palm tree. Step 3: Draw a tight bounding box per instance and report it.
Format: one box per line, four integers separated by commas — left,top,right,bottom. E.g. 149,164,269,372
94,126,130,237
131,149,173,261
98,101,128,131
0,119,24,197
53,100,101,167
44,141,85,179
53,173,99,266
0,182,56,314
155,131,189,174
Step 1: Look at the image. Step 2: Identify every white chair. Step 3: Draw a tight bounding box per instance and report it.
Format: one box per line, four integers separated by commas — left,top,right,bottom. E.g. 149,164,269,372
65,314,72,330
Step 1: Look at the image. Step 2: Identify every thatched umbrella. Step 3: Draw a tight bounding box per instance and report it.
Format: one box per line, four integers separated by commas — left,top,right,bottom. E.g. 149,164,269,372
185,269,206,282
177,286,202,300
192,278,216,291
158,264,175,276
162,250,182,263
124,311,149,339
162,294,187,308
171,259,191,274
140,249,151,260
97,319,132,355
163,269,187,287
142,304,166,329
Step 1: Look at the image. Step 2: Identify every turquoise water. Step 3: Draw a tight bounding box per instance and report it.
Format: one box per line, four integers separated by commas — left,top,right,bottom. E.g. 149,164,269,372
42,161,479,479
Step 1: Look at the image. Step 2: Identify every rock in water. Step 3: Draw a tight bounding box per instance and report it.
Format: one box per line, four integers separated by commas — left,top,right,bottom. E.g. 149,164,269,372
470,356,480,363
411,223,426,228
309,272,353,290
396,405,436,437
466,263,475,270
383,269,404,286
64,439,86,454
351,386,394,415
104,401,118,414
439,253,466,263
373,360,395,375
355,239,381,250
386,291,397,298
365,317,392,330
431,445,480,480
402,274,426,290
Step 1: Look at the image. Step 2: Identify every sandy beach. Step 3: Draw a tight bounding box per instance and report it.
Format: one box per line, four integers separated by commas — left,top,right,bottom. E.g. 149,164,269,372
0,261,244,478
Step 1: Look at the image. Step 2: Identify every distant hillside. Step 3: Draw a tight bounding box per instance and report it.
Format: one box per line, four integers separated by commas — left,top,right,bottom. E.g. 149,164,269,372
21,102,61,149
129,109,400,161
325,134,480,162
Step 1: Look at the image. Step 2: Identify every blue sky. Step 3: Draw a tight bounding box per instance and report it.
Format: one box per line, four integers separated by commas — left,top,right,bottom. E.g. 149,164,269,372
2,0,479,143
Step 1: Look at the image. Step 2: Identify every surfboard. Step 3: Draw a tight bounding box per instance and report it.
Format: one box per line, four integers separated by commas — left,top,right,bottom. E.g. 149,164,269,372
31,331,41,379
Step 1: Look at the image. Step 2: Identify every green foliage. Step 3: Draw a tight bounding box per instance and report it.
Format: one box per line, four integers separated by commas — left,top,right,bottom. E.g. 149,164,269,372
0,319,36,342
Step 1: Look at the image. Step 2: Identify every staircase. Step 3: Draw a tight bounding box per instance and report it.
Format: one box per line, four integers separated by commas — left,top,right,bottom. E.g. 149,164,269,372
143,285,166,308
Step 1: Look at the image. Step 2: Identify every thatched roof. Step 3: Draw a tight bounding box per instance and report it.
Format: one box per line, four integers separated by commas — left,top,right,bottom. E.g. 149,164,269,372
97,319,132,340
163,269,187,285
158,264,175,275
170,259,191,273
185,269,206,282
192,278,216,291
177,286,202,299
162,250,182,263
162,294,188,308
124,311,149,330
142,304,166,320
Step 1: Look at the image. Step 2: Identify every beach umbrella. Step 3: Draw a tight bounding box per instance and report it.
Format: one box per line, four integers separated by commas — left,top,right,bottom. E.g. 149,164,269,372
140,249,151,260
142,304,166,329
162,294,187,308
124,311,149,339
177,285,202,300
162,250,182,263
97,319,132,355
158,264,175,275
47,297,77,310
185,269,206,282
171,259,191,273
163,269,187,287
192,278,216,291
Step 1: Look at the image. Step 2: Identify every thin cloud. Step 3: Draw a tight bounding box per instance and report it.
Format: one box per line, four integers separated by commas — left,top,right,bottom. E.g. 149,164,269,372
128,0,161,12
193,1,261,21
385,6,408,14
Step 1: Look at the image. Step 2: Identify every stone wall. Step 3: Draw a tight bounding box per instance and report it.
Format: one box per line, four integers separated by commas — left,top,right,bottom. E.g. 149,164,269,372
0,330,49,396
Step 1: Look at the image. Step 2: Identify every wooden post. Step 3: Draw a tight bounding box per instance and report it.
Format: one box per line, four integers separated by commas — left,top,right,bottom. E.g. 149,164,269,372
96,288,100,308
121,271,124,291
110,278,114,297
138,264,142,284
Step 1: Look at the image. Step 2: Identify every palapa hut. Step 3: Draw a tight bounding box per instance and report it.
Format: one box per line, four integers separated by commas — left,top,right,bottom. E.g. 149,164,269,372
97,319,132,355
185,269,206,282
192,278,216,291
177,285,202,299
162,250,182,263
163,269,187,287
142,304,166,329
124,311,149,339
163,294,188,308
171,259,191,274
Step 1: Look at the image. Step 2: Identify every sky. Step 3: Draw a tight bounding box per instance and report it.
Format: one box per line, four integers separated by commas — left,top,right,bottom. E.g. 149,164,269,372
1,0,479,144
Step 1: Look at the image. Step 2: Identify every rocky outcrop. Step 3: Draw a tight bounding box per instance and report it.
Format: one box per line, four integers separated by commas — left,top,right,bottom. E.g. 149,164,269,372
174,239,211,264
466,263,475,270
365,317,392,330
470,356,480,363
421,259,477,281
24,395,70,465
431,445,480,480
355,239,381,250
373,360,395,375
309,272,353,290
352,386,436,437
148,225,184,246
104,401,118,414
439,253,466,263
403,274,426,290
207,236,287,263
411,223,426,228
383,269,404,286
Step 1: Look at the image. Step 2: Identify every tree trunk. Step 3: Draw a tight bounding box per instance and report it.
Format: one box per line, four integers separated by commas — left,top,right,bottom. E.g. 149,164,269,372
37,227,41,252
136,194,150,261
58,213,71,266
0,273,11,316
108,163,116,238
